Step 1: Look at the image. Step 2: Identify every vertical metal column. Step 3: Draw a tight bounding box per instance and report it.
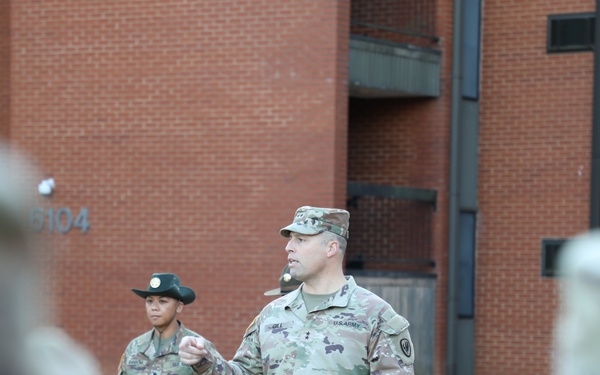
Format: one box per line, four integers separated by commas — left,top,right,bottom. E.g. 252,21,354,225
590,0,600,228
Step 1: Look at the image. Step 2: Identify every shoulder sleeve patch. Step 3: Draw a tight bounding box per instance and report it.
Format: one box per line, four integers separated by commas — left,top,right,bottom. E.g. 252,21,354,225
378,313,415,366
244,314,259,338
117,352,125,374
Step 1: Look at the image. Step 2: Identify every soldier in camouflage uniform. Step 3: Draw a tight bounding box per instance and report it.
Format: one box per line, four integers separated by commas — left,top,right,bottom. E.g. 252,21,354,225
118,273,220,375
179,206,415,374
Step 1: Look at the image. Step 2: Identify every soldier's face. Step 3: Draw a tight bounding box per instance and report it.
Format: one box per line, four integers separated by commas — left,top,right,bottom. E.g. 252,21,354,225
285,232,327,281
145,296,182,329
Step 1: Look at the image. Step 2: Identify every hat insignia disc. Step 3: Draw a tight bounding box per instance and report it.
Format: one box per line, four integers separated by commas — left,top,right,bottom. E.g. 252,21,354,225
150,277,161,289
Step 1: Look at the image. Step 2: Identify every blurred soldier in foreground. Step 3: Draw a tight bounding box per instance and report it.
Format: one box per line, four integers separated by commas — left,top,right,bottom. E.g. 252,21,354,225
0,143,101,375
555,230,600,375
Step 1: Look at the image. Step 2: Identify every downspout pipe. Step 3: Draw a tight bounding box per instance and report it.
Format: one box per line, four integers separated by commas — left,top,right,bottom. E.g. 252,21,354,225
446,0,463,374
590,0,600,228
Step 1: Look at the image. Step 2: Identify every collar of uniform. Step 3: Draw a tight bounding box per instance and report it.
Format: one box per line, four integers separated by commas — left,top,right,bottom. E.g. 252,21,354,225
284,276,357,312
320,276,356,310
137,330,154,356
140,320,186,357
161,321,188,355
283,284,305,312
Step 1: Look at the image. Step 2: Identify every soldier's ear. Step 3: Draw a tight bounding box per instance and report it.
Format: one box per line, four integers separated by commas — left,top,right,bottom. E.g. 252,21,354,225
326,240,339,258
176,301,184,313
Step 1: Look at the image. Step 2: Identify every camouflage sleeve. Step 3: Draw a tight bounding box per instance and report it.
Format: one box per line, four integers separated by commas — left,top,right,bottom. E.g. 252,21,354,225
192,316,262,375
368,309,415,374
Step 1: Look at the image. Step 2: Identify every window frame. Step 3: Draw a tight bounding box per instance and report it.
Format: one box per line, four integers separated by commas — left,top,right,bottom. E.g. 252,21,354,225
547,12,595,54
541,238,567,277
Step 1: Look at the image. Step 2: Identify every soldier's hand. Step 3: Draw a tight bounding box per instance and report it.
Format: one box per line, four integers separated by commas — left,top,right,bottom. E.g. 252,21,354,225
179,336,208,365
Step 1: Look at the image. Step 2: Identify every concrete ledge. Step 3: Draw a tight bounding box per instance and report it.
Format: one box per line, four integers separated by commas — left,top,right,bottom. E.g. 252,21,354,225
349,34,441,98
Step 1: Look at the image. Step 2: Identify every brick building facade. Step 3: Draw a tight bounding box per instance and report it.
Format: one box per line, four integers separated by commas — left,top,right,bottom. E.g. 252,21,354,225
478,0,594,374
7,2,351,374
0,0,595,374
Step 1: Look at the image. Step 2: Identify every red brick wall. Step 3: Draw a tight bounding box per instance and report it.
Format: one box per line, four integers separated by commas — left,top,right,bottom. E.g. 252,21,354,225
347,0,454,370
334,1,351,208
478,1,594,374
349,98,449,187
0,1,8,140
10,1,349,373
350,0,439,48
347,95,452,373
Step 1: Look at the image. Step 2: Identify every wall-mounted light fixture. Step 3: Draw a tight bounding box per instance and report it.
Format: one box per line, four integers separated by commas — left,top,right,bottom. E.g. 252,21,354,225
38,178,55,196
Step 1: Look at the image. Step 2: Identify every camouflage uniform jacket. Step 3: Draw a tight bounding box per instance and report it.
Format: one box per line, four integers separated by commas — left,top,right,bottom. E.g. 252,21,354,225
192,276,415,374
119,321,216,375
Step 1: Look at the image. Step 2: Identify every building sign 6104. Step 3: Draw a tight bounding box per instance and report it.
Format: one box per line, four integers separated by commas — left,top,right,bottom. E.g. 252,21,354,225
31,207,90,234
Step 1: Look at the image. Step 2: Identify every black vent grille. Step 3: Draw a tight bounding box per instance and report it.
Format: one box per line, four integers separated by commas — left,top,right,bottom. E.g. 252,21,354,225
548,13,595,53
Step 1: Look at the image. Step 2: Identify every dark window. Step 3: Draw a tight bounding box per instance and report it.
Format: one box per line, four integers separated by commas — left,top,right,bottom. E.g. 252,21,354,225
541,238,567,277
461,0,482,100
548,13,595,53
457,211,476,318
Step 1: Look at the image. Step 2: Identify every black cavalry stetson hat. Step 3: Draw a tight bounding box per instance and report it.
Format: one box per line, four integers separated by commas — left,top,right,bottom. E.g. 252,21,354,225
264,264,302,296
131,273,196,305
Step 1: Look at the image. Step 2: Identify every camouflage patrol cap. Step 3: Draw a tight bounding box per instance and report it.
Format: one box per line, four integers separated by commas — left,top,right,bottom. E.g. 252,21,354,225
264,264,302,296
279,206,350,239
